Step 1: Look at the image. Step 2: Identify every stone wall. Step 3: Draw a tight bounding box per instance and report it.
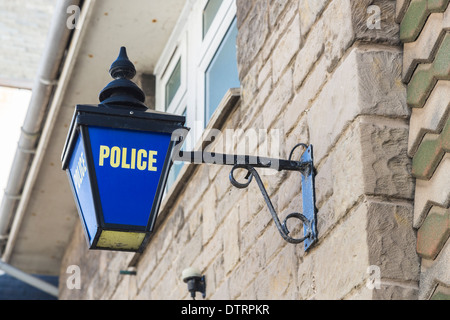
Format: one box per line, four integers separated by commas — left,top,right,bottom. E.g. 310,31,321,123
397,0,450,300
59,0,421,300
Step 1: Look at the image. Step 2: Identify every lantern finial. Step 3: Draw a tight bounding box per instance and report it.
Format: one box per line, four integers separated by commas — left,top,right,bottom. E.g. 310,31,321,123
98,46,147,111
109,47,136,80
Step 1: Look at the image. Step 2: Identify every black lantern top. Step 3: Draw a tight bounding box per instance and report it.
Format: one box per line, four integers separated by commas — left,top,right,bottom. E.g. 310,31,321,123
61,46,187,171
99,47,147,111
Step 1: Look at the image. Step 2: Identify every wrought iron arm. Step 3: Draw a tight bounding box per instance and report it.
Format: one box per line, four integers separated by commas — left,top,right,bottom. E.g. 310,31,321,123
175,151,311,172
175,143,318,250
229,164,311,243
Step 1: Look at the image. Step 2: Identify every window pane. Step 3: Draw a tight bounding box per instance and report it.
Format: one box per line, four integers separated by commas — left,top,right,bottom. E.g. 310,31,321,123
165,59,181,109
203,0,222,38
205,19,240,123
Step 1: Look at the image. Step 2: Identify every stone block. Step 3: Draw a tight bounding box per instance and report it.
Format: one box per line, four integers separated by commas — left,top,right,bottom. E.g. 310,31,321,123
308,46,408,164
347,282,419,300
298,0,329,36
366,201,419,281
351,0,400,45
258,58,272,89
240,195,273,254
209,278,231,300
240,55,263,110
236,0,254,28
314,155,333,209
284,113,309,159
358,118,414,199
201,186,217,244
228,237,265,298
196,225,223,272
262,67,293,130
223,213,240,275
321,0,354,73
292,54,329,129
314,117,413,239
276,171,301,218
261,0,298,62
269,0,290,28
325,120,365,221
371,284,419,299
253,244,299,299
293,18,325,90
294,0,399,104
172,229,203,277
271,14,301,83
301,0,401,81
236,0,269,79
298,199,418,299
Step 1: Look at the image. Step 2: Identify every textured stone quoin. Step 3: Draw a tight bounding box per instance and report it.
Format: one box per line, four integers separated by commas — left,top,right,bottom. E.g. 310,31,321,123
398,0,450,300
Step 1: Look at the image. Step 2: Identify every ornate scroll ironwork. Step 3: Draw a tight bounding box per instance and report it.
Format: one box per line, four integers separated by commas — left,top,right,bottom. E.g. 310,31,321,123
229,164,312,244
176,143,318,250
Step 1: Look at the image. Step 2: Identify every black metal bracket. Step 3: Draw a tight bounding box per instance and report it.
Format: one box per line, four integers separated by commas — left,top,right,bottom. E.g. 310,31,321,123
174,143,317,251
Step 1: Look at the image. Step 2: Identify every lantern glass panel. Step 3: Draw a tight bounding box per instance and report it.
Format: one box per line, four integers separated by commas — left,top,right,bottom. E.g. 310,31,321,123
67,131,98,243
87,126,173,228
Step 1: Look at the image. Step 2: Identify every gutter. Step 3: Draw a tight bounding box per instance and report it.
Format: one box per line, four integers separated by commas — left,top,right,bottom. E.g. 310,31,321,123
0,0,82,253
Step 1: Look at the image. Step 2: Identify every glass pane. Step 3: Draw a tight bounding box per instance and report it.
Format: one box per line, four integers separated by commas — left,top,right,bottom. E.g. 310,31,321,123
165,59,181,109
205,19,240,123
203,0,222,38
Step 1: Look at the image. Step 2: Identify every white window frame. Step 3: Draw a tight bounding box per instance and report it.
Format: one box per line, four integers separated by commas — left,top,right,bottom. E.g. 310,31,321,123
155,33,187,116
155,0,237,149
196,0,237,130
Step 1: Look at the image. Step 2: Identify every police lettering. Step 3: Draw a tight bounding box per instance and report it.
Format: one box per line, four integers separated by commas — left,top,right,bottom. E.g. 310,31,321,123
99,145,157,171
73,152,87,191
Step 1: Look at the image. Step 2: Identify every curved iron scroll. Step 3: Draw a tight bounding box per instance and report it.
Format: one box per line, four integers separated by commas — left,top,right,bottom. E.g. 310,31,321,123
175,143,317,249
229,164,312,244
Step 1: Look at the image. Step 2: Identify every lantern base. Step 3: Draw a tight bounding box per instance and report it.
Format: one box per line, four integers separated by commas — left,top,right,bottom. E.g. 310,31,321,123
96,230,146,251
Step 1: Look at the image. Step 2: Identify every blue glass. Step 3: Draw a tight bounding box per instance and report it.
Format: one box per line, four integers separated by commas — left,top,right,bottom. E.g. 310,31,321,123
68,133,97,242
88,126,172,227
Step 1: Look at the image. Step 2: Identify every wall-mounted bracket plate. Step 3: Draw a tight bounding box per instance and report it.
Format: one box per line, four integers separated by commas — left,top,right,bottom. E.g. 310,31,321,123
301,146,317,251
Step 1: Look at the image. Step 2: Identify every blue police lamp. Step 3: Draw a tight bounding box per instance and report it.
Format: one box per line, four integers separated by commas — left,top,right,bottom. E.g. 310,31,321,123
61,47,187,252
62,47,319,256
